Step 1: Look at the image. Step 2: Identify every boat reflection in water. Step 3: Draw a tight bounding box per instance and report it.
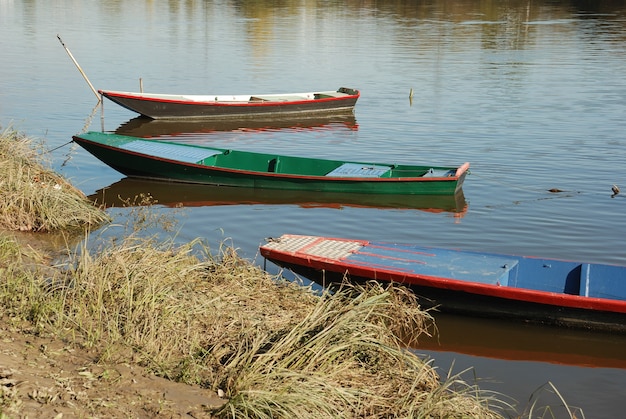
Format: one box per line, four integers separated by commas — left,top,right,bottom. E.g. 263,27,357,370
89,177,467,216
416,312,626,370
114,113,358,138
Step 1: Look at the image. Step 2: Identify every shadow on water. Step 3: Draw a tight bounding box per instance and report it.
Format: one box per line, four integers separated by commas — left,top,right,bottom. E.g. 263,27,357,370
89,177,468,216
113,113,359,138
416,312,626,370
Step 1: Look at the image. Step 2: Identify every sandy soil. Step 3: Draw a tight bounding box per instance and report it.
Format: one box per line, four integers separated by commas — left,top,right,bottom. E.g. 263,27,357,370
1,324,225,418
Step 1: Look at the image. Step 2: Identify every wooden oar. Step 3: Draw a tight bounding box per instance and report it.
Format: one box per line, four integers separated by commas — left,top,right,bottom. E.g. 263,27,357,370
57,34,101,102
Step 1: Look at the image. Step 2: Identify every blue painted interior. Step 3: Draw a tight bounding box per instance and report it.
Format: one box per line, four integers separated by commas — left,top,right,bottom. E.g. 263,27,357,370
346,242,626,300
120,140,221,164
348,243,518,286
581,264,626,299
325,163,391,178
509,258,580,294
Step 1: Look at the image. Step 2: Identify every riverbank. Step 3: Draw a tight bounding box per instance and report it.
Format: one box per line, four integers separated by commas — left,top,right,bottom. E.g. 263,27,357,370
0,128,571,418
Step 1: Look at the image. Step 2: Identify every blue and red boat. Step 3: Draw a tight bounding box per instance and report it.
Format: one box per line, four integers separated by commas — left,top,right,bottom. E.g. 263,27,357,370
260,234,626,333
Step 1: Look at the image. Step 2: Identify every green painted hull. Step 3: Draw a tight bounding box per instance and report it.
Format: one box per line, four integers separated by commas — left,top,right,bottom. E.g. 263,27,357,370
73,131,469,195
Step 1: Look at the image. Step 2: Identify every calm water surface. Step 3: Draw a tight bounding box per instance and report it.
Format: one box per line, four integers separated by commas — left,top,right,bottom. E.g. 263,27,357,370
2,0,626,416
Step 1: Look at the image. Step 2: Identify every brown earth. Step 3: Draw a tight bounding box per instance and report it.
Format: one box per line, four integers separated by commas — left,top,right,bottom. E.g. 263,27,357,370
1,324,225,418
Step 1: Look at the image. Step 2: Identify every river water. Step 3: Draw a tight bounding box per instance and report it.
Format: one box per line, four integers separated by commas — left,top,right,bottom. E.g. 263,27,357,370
2,0,626,416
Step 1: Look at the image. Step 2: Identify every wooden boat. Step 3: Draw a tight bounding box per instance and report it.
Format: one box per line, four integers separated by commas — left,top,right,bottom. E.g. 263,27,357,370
259,234,626,333
88,177,468,215
99,87,360,120
72,132,469,195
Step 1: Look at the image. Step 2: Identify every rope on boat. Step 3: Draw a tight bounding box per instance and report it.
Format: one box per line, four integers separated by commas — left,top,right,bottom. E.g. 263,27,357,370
46,139,80,168
45,100,101,166
47,140,73,153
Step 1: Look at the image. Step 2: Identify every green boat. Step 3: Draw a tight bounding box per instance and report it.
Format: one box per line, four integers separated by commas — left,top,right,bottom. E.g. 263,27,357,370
72,131,470,195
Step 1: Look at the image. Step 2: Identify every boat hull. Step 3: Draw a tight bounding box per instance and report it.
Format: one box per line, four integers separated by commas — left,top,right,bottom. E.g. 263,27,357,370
73,132,468,195
260,235,626,333
99,88,360,120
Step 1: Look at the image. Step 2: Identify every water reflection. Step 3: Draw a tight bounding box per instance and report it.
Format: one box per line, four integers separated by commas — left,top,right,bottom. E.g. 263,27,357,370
233,0,626,58
417,313,626,370
89,177,468,216
114,113,358,138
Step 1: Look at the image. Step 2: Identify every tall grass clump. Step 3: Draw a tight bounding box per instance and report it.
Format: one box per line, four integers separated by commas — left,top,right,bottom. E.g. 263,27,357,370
0,234,29,316
20,225,500,418
0,233,57,331
1,221,578,417
0,127,109,232
214,280,503,418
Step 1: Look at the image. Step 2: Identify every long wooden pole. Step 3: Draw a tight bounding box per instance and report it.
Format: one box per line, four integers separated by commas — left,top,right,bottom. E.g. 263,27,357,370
57,34,101,102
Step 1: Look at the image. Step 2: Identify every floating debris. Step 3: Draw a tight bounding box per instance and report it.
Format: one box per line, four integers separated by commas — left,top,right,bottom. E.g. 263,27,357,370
548,188,564,193
612,184,620,198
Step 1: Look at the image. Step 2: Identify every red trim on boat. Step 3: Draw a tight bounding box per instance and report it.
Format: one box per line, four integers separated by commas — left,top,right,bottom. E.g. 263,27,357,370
73,136,463,183
260,244,626,314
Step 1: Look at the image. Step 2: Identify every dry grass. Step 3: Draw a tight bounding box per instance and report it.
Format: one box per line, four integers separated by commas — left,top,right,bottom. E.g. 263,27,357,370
213,279,502,418
0,127,109,232
0,224,505,418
